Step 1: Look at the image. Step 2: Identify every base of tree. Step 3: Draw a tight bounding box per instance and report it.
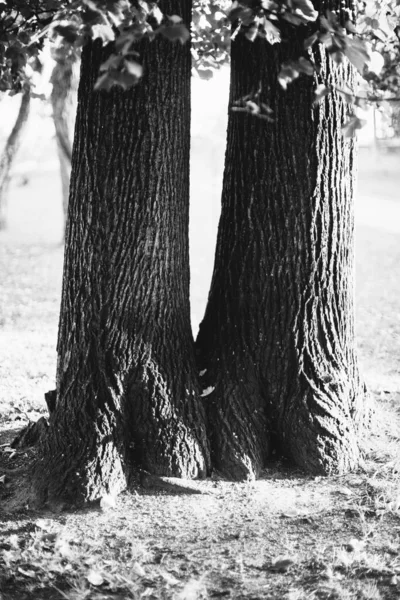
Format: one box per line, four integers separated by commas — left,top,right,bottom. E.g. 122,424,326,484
277,380,371,476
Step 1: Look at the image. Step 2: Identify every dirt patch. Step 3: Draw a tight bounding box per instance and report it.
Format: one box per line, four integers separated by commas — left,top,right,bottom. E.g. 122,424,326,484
1,394,400,600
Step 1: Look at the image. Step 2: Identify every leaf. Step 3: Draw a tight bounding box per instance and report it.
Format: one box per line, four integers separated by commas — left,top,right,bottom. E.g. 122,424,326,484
282,12,303,26
345,538,364,552
8,535,19,549
178,578,207,599
94,73,113,91
87,570,104,586
331,50,344,65
313,84,330,104
343,38,370,73
54,24,79,44
304,31,318,50
30,92,47,101
82,0,102,11
337,486,353,496
91,23,115,43
115,31,135,53
150,6,164,25
245,24,258,42
99,54,123,72
278,63,299,89
270,557,296,572
35,519,52,531
197,67,214,80
320,15,333,32
292,0,318,21
228,6,253,24
342,116,366,138
281,508,308,518
132,562,146,577
18,567,36,578
296,57,314,75
367,51,384,75
264,19,281,45
345,20,357,34
160,23,190,44
100,493,117,510
201,386,215,397
245,100,260,114
0,474,5,484
55,536,75,559
335,85,354,104
40,532,58,544
124,60,143,79
168,15,183,25
161,571,180,585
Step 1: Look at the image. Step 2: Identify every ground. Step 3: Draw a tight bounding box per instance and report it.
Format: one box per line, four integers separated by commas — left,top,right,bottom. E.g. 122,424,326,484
0,81,400,599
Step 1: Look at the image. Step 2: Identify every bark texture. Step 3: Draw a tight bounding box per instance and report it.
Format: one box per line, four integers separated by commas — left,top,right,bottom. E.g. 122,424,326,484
33,1,210,505
0,85,30,229
197,9,369,479
50,50,79,230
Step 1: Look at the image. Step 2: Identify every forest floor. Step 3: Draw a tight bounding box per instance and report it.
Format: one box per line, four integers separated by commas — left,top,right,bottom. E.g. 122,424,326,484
0,91,400,599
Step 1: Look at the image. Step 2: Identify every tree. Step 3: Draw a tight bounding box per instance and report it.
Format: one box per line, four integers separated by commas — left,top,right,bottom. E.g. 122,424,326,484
195,0,370,480
1,0,398,504
0,83,31,229
50,47,79,229
33,1,210,505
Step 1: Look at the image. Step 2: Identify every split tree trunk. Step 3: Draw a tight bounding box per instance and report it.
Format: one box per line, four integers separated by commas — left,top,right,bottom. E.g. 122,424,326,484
0,85,31,229
50,50,79,231
196,5,369,479
33,1,210,505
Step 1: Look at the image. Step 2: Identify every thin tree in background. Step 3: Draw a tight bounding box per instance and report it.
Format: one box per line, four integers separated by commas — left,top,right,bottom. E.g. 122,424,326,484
0,83,31,229
50,48,80,231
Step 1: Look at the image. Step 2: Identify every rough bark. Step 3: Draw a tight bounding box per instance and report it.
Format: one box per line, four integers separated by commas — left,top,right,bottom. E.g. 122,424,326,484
50,50,79,231
0,85,31,229
196,7,369,479
33,1,210,505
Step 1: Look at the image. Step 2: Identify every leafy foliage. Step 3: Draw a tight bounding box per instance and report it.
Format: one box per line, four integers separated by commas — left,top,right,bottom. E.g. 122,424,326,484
0,1,191,92
192,0,231,79
0,1,399,133
222,0,400,133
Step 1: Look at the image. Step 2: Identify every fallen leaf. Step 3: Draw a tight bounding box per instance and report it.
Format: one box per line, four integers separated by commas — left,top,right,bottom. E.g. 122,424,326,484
35,519,52,531
87,570,104,586
100,494,117,510
131,561,146,577
161,571,180,585
338,487,353,496
18,567,36,578
8,534,19,549
281,508,309,518
345,538,364,552
270,557,296,572
56,537,75,559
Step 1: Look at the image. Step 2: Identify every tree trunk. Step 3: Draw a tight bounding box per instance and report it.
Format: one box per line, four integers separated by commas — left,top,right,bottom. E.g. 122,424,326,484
196,7,369,479
0,85,31,229
50,51,79,232
33,1,210,506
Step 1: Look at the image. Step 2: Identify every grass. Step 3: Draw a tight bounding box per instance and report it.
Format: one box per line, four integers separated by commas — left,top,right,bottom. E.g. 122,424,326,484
0,91,400,598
